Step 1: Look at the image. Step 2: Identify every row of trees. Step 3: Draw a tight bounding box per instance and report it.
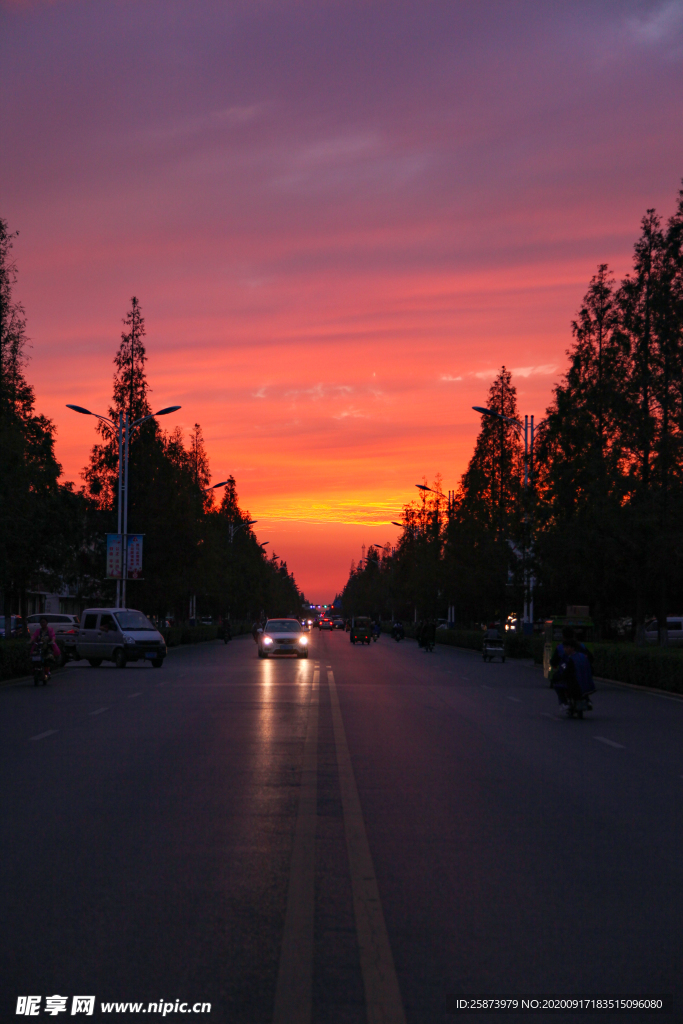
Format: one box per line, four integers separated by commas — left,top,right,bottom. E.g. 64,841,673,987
0,221,304,623
342,183,683,642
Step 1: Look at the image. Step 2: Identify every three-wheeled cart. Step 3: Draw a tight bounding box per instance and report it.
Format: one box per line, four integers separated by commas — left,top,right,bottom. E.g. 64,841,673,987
350,616,372,644
482,632,505,662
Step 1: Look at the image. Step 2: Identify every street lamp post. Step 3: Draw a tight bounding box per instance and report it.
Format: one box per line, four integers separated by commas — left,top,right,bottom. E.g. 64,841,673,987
229,519,257,544
473,406,545,627
68,403,181,608
188,478,230,624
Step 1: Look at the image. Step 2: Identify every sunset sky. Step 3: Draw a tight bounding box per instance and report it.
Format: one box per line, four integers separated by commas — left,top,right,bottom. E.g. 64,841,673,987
3,0,683,602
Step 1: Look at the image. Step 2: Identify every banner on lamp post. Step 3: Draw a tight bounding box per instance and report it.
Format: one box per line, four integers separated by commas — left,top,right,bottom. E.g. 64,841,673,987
106,534,124,579
127,534,144,579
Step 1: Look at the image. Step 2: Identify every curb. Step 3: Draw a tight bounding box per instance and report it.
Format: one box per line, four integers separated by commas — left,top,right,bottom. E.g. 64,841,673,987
593,674,683,702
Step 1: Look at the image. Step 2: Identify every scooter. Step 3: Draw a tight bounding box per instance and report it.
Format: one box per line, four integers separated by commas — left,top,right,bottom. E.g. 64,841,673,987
32,652,50,686
392,624,404,642
561,694,593,719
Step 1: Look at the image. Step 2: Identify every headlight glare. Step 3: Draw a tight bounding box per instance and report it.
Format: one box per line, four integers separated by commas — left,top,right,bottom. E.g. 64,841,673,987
298,635,308,644
263,636,273,645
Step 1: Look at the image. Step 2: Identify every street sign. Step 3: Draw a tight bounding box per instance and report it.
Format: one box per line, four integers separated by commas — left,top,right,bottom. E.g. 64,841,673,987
127,535,144,579
106,534,124,578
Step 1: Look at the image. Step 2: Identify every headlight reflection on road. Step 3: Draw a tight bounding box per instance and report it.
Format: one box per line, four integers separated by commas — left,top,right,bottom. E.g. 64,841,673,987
260,655,274,692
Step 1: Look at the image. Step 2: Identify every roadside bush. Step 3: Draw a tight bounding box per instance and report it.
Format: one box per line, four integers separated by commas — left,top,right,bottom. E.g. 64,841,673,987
161,621,254,647
436,629,485,652
504,633,545,663
0,640,32,681
592,643,683,694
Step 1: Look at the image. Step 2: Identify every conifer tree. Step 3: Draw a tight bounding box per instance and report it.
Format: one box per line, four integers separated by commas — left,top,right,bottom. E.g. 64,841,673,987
0,220,62,622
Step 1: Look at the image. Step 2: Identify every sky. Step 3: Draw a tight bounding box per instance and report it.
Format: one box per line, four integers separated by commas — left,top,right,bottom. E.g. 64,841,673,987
2,0,683,602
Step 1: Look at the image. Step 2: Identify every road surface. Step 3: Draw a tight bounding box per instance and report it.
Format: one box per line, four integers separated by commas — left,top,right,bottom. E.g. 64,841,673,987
1,631,680,1022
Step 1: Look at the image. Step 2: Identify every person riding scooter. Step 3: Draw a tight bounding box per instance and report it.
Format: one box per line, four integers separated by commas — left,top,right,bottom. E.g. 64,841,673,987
392,621,405,641
30,617,60,685
551,635,595,715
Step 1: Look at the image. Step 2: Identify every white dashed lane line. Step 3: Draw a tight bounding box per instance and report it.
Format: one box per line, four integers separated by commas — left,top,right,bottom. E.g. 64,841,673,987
30,730,58,742
506,696,521,702
89,707,109,716
594,736,625,749
127,692,143,698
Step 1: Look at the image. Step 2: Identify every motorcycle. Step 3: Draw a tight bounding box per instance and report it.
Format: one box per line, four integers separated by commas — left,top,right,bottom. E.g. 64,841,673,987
392,624,404,642
372,626,380,642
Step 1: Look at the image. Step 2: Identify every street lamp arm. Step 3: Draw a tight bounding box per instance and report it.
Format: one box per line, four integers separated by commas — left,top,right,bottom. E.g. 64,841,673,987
472,406,523,433
131,405,182,428
415,484,447,498
66,405,115,427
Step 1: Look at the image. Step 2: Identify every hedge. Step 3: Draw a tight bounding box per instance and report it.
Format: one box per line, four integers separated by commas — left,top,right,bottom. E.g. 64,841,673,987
160,621,253,647
592,643,683,694
0,640,33,681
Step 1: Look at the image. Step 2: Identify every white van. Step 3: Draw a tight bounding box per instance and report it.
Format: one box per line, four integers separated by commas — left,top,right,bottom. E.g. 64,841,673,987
78,608,166,668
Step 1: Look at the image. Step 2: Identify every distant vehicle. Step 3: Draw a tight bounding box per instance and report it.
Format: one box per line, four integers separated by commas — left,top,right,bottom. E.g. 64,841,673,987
200,616,213,626
350,616,372,645
644,617,683,646
78,608,167,668
482,627,505,663
319,617,333,631
332,617,344,630
300,620,311,632
0,615,25,638
257,618,309,659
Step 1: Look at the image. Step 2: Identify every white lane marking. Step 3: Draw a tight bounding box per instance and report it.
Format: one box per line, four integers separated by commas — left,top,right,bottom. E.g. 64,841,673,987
481,684,491,690
30,730,58,741
127,692,143,698
89,707,109,716
506,696,521,702
273,669,320,1024
327,669,406,1024
594,736,625,749
541,712,553,718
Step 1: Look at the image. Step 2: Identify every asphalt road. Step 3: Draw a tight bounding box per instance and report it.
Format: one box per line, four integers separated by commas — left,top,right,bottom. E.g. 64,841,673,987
1,631,681,1023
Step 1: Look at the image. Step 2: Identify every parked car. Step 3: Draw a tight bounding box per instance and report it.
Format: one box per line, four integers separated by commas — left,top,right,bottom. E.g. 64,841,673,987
77,608,167,668
0,615,26,638
645,617,683,646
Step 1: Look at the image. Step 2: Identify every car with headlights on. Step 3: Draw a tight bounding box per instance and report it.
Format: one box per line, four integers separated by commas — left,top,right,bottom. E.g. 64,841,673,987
258,618,309,658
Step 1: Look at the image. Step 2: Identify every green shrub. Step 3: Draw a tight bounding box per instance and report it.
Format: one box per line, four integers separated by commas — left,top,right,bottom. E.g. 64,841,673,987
161,624,220,647
504,633,545,663
592,643,683,694
436,629,485,652
0,639,33,681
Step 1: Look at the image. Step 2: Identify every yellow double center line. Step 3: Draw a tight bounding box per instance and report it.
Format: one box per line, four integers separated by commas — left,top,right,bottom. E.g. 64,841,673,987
273,663,405,1024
